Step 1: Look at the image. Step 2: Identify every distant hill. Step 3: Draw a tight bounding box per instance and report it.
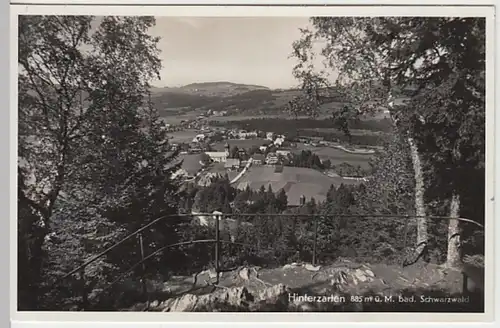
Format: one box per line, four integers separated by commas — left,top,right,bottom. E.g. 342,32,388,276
151,81,270,98
150,82,309,116
25,80,385,120
147,82,415,120
148,82,348,117
180,81,270,96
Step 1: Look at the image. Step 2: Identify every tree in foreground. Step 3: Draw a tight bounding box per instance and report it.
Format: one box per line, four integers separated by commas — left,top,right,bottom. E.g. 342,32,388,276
289,17,485,266
18,15,181,310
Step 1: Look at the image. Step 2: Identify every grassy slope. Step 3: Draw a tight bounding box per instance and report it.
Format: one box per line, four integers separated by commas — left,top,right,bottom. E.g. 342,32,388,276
234,165,362,204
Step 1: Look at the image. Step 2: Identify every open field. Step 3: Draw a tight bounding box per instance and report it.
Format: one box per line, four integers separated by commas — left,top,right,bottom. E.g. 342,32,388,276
207,114,283,122
161,114,201,125
208,113,339,124
162,112,292,125
234,165,361,206
160,106,391,128
293,144,374,169
301,128,388,136
167,129,200,143
177,154,203,175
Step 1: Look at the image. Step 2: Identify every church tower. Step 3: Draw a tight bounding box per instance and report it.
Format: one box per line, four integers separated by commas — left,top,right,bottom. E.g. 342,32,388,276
224,142,230,157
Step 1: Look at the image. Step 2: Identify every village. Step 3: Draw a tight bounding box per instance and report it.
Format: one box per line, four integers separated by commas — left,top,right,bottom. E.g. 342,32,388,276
168,119,374,217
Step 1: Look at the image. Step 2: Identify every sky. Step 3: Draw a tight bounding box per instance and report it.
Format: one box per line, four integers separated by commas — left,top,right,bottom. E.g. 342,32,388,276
149,17,317,89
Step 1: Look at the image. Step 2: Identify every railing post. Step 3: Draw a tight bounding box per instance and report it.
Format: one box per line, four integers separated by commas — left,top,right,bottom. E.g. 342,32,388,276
215,214,220,284
138,233,149,309
80,268,88,311
462,272,469,295
312,215,318,266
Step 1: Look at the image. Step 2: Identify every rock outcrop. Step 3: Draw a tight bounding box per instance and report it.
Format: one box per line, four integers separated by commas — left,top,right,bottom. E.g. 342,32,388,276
141,284,290,312
158,286,254,312
123,260,476,312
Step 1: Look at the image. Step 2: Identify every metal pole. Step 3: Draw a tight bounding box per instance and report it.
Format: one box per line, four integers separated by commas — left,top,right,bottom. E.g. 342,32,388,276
312,215,318,266
462,272,469,295
215,215,220,284
80,268,88,311
138,233,149,309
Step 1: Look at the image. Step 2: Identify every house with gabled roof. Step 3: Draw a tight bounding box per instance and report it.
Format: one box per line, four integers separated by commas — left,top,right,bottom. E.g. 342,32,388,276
224,158,241,170
251,154,265,165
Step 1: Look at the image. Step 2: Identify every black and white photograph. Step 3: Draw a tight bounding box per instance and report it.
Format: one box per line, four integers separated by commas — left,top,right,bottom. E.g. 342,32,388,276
13,5,494,320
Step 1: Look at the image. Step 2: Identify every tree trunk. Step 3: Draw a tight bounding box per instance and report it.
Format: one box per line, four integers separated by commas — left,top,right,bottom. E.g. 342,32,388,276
407,137,428,258
387,92,428,263
18,209,48,310
446,193,461,268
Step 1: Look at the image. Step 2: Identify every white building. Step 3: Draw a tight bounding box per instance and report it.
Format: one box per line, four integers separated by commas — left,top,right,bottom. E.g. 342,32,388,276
204,143,230,163
266,132,274,141
192,134,206,143
238,130,258,139
274,137,285,147
276,150,291,157
266,152,279,165
205,151,228,163
224,158,241,170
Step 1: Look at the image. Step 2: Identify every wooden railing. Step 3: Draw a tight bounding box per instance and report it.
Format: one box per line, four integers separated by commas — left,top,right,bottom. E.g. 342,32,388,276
49,213,484,310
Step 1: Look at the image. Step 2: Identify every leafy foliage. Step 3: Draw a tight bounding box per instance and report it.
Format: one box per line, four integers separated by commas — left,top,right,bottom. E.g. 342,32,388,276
18,15,181,310
289,17,485,262
286,150,324,170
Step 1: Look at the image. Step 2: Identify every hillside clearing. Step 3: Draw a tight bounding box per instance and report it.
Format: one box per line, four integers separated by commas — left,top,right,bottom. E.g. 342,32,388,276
292,145,374,170
167,130,201,143
234,166,361,205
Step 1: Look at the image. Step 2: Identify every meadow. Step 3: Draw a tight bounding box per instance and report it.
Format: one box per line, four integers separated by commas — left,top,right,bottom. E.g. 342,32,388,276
292,144,374,170
166,129,201,143
234,165,361,205
206,114,283,122
301,128,388,136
